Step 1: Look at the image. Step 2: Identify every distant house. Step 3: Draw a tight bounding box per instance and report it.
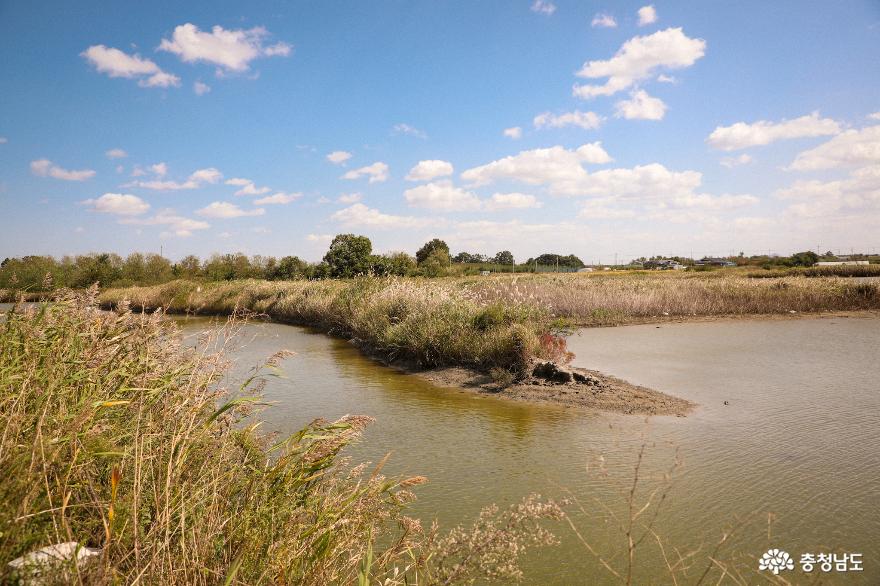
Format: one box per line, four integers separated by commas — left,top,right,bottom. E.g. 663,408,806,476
694,257,736,267
644,259,686,270
577,267,594,272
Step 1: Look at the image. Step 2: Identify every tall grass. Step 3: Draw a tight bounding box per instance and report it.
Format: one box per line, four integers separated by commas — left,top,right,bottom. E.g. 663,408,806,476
98,273,880,372
0,291,565,584
98,278,558,375
468,272,880,326
747,264,880,278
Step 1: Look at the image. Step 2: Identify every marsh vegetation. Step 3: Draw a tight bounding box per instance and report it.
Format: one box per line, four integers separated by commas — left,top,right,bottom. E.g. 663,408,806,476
0,293,567,584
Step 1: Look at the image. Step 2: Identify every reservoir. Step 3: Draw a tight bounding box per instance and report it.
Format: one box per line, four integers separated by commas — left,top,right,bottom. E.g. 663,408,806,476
173,314,880,584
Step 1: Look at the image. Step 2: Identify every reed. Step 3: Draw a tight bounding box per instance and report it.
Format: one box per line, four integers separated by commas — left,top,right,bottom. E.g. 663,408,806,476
98,273,880,373
98,278,558,375
747,264,880,278
0,291,564,584
467,272,880,326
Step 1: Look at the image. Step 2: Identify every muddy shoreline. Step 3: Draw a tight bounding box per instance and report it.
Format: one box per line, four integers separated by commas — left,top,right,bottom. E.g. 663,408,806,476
410,364,695,416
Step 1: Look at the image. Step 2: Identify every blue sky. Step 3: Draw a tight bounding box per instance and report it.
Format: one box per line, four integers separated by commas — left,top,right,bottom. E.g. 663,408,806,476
1,0,879,262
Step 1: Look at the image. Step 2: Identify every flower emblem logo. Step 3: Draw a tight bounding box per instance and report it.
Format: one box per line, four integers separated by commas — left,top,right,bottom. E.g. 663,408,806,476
759,549,794,574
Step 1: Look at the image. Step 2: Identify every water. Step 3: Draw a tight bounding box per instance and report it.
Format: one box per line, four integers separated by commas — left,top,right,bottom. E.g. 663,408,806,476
5,301,876,582
170,314,880,584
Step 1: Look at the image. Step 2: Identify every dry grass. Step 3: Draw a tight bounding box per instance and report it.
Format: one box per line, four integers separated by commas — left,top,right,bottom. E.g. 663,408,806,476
98,278,559,375
747,264,880,278
466,271,880,326
0,290,565,584
97,273,880,372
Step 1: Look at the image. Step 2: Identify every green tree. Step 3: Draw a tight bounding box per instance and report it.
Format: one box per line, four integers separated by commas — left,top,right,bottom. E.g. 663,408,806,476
71,253,123,288
203,254,236,281
790,251,819,267
0,256,64,292
416,239,450,265
143,254,174,284
493,251,514,265
270,256,309,280
122,253,147,284
420,249,451,277
174,255,202,279
323,234,373,278
533,253,585,268
371,252,416,276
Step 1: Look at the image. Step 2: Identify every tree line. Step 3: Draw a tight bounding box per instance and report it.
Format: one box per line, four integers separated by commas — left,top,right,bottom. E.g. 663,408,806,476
0,234,587,292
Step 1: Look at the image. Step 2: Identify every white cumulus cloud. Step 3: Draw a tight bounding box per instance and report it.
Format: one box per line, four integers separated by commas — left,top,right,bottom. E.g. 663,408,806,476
503,127,523,140
405,160,454,181
707,111,841,151
326,150,352,164
124,166,222,190
196,202,266,218
637,5,657,26
158,23,292,72
31,159,96,181
105,148,127,159
787,124,880,171
331,203,430,229
81,193,149,215
194,81,211,95
591,13,617,28
461,143,613,191
342,162,389,183
188,167,223,184
573,28,705,99
776,165,880,218
614,90,667,120
253,192,301,205
338,192,362,203
121,209,210,237
404,181,481,211
81,45,180,88
225,177,271,196
533,110,603,130
484,192,542,211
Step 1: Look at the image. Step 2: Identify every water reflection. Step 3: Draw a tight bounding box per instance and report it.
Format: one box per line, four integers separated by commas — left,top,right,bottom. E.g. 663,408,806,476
171,314,879,584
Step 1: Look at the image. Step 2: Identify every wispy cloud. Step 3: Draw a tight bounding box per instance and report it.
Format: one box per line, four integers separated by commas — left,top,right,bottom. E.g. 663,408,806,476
31,159,96,181
81,45,180,88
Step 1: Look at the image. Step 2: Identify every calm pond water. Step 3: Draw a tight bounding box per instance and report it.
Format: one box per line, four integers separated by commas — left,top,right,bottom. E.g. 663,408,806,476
3,302,876,583
172,314,879,584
